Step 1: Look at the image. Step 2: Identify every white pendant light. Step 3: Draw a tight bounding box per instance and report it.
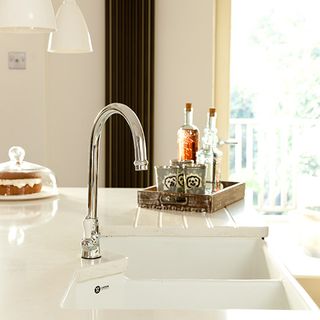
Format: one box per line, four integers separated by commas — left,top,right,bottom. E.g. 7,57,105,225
0,0,56,33
48,0,93,54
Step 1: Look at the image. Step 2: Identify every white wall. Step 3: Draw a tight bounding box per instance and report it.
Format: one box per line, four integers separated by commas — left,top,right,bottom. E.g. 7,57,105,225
0,34,47,165
47,0,105,187
0,0,105,187
154,0,214,167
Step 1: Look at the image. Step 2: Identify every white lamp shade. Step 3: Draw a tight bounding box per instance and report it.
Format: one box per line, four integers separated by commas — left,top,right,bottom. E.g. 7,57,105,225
48,0,93,54
0,0,56,33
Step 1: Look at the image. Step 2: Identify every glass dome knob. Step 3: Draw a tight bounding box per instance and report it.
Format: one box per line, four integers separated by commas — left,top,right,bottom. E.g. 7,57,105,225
9,146,25,165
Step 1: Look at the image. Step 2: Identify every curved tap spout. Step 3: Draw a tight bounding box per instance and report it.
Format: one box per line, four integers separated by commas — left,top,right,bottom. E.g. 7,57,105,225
81,103,148,259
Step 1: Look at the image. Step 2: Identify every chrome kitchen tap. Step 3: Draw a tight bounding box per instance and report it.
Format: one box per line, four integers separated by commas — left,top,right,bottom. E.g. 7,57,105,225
81,103,148,259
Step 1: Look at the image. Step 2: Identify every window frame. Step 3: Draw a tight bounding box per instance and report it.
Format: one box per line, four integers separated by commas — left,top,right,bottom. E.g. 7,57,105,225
213,0,232,180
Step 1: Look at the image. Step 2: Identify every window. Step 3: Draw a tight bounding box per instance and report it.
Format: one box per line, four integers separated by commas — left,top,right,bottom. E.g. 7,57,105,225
228,0,320,214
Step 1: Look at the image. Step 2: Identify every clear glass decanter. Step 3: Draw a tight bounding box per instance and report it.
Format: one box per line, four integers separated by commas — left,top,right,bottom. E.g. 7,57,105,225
196,107,223,193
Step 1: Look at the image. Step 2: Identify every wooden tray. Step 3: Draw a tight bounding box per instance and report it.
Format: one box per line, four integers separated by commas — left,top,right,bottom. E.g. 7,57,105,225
137,181,245,213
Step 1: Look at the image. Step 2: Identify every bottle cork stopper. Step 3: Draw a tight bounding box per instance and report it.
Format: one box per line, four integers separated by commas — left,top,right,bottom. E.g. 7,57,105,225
185,102,192,111
209,107,216,117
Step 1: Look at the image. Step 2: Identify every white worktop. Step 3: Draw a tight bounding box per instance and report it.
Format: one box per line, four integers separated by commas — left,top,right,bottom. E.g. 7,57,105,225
0,188,319,320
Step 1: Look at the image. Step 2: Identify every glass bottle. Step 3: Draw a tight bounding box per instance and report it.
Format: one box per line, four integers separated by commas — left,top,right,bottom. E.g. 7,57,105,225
177,103,200,161
196,107,223,193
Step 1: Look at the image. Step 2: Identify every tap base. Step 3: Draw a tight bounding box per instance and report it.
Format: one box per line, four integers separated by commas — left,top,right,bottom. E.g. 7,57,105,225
81,217,101,260
81,252,102,260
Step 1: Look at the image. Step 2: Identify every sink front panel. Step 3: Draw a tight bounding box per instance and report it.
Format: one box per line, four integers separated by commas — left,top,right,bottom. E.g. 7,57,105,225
62,278,308,310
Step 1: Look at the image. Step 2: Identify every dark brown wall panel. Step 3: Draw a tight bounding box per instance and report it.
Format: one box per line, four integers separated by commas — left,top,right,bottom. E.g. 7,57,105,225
105,0,154,187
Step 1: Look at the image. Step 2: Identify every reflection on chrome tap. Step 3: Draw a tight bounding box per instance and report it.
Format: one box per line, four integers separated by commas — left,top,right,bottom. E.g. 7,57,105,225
81,103,148,259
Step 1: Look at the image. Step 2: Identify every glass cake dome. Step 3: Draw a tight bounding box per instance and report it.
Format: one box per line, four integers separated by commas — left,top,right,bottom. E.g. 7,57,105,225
0,146,58,199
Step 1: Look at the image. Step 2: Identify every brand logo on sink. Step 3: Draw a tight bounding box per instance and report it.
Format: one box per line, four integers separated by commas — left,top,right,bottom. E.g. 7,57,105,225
94,285,109,294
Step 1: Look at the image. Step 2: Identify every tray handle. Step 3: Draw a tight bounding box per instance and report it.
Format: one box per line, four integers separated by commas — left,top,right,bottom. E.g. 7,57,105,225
159,195,188,206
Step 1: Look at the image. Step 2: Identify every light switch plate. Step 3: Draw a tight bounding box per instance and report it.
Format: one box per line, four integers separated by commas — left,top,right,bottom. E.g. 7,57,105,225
8,52,26,70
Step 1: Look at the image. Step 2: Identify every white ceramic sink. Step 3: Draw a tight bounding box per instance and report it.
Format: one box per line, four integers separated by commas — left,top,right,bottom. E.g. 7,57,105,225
62,237,317,311
97,237,278,280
